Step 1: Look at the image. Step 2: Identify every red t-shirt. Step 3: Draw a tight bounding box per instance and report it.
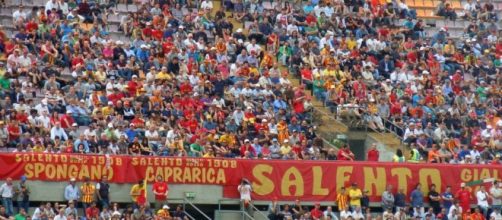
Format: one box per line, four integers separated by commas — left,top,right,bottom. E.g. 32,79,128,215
85,207,100,219
60,114,75,129
456,189,471,211
7,124,20,141
367,149,379,161
152,181,169,200
311,208,322,218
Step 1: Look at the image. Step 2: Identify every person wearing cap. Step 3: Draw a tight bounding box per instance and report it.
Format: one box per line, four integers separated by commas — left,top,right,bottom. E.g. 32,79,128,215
64,178,80,203
156,205,171,219
13,175,30,213
456,183,472,213
64,200,78,218
240,139,257,158
237,178,253,214
410,183,424,217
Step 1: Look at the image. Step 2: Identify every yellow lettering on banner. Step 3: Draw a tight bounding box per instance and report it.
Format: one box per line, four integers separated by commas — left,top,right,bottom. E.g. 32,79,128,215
116,158,122,166
61,155,67,163
461,169,471,182
15,154,21,162
78,166,89,179
363,167,386,196
131,158,138,166
183,168,192,182
154,168,163,179
480,169,492,180
252,164,274,196
336,166,353,191
312,166,328,196
146,167,154,181
207,168,215,183
173,168,182,182
34,163,44,178
46,165,56,179
391,168,412,193
165,167,173,181
192,168,201,183
69,165,79,178
281,167,304,196
176,159,182,166
216,169,226,184
419,168,441,194
25,163,34,178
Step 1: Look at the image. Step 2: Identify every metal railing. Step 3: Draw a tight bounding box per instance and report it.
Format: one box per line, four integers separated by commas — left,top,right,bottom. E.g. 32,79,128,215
167,198,211,220
216,210,254,220
217,198,269,220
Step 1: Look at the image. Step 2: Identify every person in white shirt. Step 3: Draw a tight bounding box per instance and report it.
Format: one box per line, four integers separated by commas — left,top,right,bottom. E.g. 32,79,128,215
351,206,365,220
144,126,160,151
200,0,213,10
323,206,338,220
490,208,502,220
237,179,252,212
50,122,69,141
54,208,67,220
45,0,59,11
0,178,14,216
477,185,490,217
340,206,352,220
12,5,29,25
491,181,502,210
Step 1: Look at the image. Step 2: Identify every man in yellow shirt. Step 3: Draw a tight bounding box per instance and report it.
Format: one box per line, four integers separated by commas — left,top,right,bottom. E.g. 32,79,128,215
130,180,144,206
156,67,172,80
348,182,362,209
280,140,292,155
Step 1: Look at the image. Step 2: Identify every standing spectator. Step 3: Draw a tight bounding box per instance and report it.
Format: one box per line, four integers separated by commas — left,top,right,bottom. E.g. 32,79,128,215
476,185,490,218
410,183,424,217
348,182,362,209
382,185,395,211
323,206,337,220
96,176,110,209
456,183,472,213
0,178,14,216
13,175,29,213
490,181,502,211
428,184,441,214
80,177,95,211
129,180,145,208
366,144,379,161
237,178,252,214
360,190,370,213
441,186,454,212
152,175,169,210
336,187,348,212
395,188,407,211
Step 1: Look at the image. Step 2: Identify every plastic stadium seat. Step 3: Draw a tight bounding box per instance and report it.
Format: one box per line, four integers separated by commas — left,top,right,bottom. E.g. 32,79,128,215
406,0,416,7
423,0,434,7
451,1,462,9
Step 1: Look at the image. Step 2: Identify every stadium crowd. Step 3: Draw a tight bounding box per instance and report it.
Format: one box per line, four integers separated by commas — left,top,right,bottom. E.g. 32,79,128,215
0,0,501,218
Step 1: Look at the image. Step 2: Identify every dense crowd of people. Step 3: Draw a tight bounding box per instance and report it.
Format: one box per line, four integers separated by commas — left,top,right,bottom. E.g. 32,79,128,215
0,0,501,218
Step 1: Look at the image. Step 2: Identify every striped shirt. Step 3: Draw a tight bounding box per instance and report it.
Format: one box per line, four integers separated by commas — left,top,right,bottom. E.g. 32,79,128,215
80,184,95,204
336,193,348,211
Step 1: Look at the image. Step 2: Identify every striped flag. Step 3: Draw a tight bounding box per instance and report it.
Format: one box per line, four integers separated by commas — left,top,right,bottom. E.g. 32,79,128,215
465,178,496,187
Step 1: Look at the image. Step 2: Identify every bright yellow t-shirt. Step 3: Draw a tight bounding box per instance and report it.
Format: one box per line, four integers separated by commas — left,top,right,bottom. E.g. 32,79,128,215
130,184,141,202
348,188,362,207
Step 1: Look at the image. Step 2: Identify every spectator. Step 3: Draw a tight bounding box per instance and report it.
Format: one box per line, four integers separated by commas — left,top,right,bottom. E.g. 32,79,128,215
476,185,490,217
96,176,110,209
428,184,441,214
366,144,379,161
237,178,252,214
456,183,472,213
441,186,454,212
382,185,395,211
336,187,348,212
410,183,424,217
13,175,29,213
80,177,95,211
152,175,168,210
0,178,14,216
268,197,283,220
348,183,362,209
490,181,502,211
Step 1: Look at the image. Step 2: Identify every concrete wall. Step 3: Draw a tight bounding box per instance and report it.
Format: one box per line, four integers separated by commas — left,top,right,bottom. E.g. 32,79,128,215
21,181,223,204
364,135,395,162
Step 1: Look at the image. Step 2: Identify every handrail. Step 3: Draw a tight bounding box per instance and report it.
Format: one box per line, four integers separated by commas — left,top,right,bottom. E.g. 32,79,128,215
249,203,268,220
183,198,212,220
216,210,254,220
166,198,210,220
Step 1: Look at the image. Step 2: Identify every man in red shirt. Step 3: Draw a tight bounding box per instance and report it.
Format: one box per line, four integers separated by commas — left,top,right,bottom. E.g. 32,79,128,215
60,110,75,129
85,202,100,220
337,144,355,161
310,203,323,219
366,144,380,161
152,175,169,210
456,183,472,213
240,139,256,158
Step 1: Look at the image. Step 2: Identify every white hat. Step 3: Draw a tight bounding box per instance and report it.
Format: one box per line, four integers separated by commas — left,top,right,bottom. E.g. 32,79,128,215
146,22,152,25
193,92,199,96
80,99,85,103
461,182,466,187
108,101,113,105
72,123,78,127
42,99,48,104
140,44,148,49
116,40,123,45
284,139,289,143
66,110,72,113
70,177,76,181
262,119,267,123
497,120,502,127
422,70,429,75
237,39,243,44
162,205,170,209
132,75,138,78
108,123,114,128
487,125,493,129
178,25,184,29
236,28,243,33
244,139,250,142
440,27,446,32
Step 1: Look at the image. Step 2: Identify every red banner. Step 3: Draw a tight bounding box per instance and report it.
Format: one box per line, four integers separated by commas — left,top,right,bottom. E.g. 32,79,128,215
1,153,501,203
